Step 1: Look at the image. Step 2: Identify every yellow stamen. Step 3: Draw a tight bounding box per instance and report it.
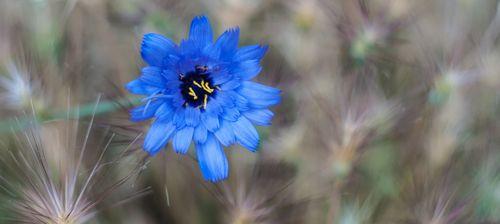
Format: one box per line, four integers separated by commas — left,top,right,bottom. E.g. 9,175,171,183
188,87,198,100
202,81,214,93
192,80,202,88
203,94,208,109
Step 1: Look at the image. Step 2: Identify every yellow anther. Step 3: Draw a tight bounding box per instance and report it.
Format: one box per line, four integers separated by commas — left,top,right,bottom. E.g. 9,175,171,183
202,81,214,93
188,87,198,100
203,94,208,109
192,80,203,88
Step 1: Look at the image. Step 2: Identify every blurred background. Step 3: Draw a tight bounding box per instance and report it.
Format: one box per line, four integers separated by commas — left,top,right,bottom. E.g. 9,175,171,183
0,0,500,223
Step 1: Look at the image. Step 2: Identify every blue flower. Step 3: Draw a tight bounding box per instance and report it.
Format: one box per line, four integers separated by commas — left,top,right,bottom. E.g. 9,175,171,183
126,15,280,182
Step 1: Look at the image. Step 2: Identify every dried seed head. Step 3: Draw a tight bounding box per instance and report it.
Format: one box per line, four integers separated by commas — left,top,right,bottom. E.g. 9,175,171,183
0,101,149,223
0,63,42,111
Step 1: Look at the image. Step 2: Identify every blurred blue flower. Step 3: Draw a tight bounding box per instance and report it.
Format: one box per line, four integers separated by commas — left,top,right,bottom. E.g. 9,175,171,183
126,15,280,182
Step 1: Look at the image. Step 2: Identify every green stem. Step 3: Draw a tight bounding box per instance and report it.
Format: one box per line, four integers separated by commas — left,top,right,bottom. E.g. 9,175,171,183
0,97,141,133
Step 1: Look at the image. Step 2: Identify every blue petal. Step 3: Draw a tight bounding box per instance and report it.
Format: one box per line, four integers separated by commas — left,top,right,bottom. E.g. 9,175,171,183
216,91,235,108
232,60,262,80
205,96,224,115
189,15,213,49
173,108,186,128
196,134,228,182
214,28,240,60
179,39,199,56
233,116,259,152
164,79,181,92
165,54,181,68
172,126,194,154
143,120,176,155
210,69,233,85
130,100,162,122
141,33,177,67
214,119,235,146
155,102,175,121
201,113,219,132
243,109,274,126
171,95,185,107
234,93,250,111
125,79,161,95
238,81,281,109
185,107,201,126
222,107,240,121
194,124,208,143
234,45,268,61
139,67,166,87
220,78,241,90
161,69,180,81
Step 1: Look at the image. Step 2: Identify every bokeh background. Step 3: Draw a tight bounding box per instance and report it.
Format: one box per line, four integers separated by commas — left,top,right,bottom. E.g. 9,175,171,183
0,0,500,223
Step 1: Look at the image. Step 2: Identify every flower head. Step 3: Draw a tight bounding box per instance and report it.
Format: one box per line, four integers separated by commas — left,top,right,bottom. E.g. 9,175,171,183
126,15,280,182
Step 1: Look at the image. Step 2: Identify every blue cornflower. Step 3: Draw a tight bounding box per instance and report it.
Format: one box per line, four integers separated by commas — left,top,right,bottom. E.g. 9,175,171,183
126,15,280,182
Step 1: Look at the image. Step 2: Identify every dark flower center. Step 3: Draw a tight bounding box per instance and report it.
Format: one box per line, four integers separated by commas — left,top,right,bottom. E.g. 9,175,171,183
179,65,217,109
